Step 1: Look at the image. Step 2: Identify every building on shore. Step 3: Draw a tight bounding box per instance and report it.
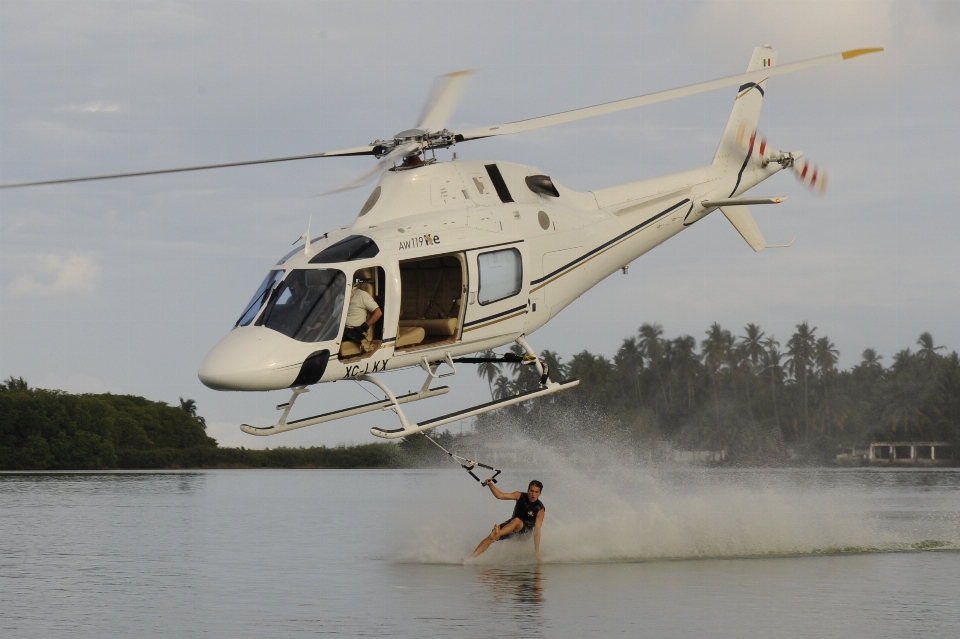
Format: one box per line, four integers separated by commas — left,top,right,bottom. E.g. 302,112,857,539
868,441,952,464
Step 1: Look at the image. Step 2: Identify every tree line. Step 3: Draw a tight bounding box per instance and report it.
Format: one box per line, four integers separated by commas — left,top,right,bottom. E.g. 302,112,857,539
472,323,960,464
0,379,408,470
4,319,958,469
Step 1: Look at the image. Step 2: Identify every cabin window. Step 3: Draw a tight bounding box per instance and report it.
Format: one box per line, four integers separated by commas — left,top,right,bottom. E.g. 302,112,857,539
478,248,522,305
235,270,284,327
277,236,328,265
310,235,379,264
258,269,347,343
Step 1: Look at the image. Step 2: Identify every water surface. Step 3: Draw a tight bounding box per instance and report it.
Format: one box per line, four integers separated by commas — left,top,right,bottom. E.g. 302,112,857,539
2,468,959,637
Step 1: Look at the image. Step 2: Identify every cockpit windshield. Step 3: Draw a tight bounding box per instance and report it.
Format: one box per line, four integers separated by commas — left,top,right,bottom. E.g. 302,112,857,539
257,269,347,343
235,270,284,327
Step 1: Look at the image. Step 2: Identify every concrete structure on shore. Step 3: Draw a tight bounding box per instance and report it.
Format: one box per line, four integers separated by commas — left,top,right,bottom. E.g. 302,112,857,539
868,441,952,463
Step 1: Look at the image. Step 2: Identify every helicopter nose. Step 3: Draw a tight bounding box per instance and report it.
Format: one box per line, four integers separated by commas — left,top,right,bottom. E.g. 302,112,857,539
198,327,303,391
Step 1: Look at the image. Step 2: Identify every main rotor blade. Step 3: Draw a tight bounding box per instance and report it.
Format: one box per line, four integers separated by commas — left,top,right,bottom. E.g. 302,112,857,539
0,145,376,189
455,48,883,141
417,70,475,132
319,141,421,196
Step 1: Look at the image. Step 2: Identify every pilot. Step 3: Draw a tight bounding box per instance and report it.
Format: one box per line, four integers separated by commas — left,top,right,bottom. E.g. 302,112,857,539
470,479,545,562
342,274,383,346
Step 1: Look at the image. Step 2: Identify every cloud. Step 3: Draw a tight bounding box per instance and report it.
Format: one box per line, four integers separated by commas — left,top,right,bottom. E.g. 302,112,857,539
55,101,120,113
8,253,102,296
689,1,960,71
691,1,894,56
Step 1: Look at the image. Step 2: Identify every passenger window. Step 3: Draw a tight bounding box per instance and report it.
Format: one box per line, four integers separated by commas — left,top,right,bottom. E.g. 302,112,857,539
477,248,522,305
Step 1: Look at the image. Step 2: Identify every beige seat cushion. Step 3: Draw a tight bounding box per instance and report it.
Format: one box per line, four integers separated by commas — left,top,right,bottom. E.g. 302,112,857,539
339,341,362,358
399,318,458,336
338,326,373,358
395,326,426,348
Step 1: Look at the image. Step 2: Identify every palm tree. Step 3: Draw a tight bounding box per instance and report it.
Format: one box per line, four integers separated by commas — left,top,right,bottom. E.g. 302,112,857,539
567,351,614,397
1,376,29,391
738,323,766,419
179,397,206,430
917,332,945,361
638,323,669,407
860,348,884,370
786,322,817,442
475,350,501,400
493,375,514,400
762,336,784,443
701,323,733,430
179,397,198,416
740,324,766,370
814,336,839,436
672,335,700,410
614,338,644,408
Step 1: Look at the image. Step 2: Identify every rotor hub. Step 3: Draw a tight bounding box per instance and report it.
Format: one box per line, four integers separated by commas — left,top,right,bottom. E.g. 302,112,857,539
369,129,464,159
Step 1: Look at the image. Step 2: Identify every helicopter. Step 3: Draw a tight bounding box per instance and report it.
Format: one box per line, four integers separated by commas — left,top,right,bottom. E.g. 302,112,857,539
1,45,882,441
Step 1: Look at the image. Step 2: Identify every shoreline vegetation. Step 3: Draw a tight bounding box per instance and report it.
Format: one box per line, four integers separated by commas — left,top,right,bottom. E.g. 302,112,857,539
2,322,958,470
0,380,408,470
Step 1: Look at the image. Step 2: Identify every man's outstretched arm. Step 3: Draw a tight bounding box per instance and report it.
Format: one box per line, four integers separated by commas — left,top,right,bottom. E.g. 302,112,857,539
481,479,521,501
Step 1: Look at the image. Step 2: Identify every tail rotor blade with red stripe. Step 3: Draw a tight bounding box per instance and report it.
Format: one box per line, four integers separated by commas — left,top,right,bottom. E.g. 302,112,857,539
792,157,828,194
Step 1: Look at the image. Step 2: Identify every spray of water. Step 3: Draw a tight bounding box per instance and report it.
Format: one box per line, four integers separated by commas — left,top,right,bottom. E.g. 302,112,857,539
391,420,959,565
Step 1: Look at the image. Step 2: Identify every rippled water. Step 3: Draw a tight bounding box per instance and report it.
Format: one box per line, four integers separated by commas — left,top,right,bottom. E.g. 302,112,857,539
2,467,959,637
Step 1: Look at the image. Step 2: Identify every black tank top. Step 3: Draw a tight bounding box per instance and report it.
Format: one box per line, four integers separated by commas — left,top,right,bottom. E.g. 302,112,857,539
512,493,545,531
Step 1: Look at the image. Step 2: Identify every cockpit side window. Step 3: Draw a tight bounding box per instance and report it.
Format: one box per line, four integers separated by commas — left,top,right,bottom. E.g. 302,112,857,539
235,270,284,327
309,235,379,264
258,269,347,342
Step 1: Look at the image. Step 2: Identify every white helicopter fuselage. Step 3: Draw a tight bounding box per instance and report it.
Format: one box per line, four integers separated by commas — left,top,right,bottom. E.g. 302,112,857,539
198,153,781,393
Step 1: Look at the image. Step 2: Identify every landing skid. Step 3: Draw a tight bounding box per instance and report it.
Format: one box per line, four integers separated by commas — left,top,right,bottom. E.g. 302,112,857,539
369,378,579,439
240,378,449,436
239,336,580,439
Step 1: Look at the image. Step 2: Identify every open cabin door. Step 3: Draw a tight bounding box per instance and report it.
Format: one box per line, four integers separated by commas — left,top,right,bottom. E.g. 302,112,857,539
394,253,467,353
462,243,528,344
338,265,386,361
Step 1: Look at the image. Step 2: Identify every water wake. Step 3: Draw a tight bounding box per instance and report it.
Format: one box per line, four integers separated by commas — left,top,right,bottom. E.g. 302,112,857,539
391,431,960,565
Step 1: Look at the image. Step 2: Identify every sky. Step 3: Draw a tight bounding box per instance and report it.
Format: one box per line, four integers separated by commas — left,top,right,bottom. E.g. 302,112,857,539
1,0,958,448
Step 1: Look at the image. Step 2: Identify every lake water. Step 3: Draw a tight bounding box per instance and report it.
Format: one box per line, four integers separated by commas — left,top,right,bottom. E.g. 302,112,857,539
2,465,959,637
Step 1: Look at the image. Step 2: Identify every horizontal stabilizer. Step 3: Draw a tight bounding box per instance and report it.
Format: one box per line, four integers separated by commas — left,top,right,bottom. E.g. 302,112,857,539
703,196,786,207
720,205,794,252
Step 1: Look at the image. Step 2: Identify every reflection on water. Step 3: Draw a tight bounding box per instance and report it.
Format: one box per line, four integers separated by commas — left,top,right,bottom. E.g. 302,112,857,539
0,471,205,495
477,565,545,632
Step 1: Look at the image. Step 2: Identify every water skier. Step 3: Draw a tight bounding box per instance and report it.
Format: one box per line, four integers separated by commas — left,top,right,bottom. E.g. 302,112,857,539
470,479,545,562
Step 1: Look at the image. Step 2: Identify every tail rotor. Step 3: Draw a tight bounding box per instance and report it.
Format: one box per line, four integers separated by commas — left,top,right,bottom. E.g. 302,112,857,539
739,126,829,195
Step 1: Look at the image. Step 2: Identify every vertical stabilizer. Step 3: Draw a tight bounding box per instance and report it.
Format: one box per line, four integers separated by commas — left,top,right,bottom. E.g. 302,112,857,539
721,205,795,252
720,205,767,251
713,46,777,169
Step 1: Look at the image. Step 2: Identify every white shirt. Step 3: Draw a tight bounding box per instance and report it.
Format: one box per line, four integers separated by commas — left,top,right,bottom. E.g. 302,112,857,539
345,287,379,327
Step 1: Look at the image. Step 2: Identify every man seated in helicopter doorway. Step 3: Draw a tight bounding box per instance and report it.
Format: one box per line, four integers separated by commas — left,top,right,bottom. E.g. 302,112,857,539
470,480,545,562
342,271,382,349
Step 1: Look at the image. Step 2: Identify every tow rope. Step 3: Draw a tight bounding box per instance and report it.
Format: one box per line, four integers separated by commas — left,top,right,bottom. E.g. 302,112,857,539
420,432,501,485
